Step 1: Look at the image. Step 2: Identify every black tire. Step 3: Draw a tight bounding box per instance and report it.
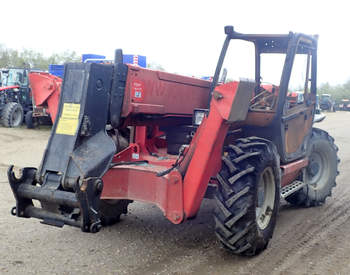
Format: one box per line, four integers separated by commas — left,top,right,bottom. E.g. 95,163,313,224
1,102,24,127
25,111,35,129
214,137,281,256
285,128,339,206
99,199,132,226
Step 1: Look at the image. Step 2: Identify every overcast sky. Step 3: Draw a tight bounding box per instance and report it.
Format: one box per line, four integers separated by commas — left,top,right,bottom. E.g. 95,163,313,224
2,0,349,85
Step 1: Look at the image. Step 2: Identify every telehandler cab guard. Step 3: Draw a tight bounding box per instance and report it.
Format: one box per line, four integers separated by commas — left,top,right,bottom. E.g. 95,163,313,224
8,26,339,255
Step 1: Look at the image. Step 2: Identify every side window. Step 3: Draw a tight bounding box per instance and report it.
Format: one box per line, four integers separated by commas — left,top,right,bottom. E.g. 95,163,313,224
286,52,311,109
220,40,255,83
249,54,285,112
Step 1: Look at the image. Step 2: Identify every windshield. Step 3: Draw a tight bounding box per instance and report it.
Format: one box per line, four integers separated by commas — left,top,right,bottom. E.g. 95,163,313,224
260,53,285,86
220,40,255,83
2,69,28,86
219,41,286,86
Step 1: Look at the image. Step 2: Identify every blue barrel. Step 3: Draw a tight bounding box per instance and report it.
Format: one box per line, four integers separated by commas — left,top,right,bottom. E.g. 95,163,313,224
82,53,146,67
123,54,147,68
82,54,106,63
48,64,65,78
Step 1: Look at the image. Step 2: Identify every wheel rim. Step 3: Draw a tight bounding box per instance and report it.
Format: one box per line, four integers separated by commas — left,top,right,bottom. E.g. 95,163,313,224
12,107,22,126
256,167,276,230
306,149,329,191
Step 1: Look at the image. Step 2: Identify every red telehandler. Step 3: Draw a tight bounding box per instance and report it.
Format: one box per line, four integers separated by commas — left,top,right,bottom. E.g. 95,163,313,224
25,72,62,128
8,26,339,255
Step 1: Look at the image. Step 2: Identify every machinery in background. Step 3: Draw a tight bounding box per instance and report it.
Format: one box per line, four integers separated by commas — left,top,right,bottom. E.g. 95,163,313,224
320,93,336,112
25,53,146,128
338,99,350,111
0,68,33,127
25,72,62,128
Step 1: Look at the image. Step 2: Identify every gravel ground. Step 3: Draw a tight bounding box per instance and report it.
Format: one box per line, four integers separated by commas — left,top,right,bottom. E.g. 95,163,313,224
0,112,349,274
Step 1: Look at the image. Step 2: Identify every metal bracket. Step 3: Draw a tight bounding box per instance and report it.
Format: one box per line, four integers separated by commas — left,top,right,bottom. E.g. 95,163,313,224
75,177,103,233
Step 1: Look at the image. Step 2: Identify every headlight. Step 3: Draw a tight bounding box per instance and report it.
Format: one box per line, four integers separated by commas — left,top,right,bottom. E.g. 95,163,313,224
193,109,209,126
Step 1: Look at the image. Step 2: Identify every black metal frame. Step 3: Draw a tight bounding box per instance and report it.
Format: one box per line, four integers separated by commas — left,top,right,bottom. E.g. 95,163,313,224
109,49,128,128
212,26,318,163
8,63,118,232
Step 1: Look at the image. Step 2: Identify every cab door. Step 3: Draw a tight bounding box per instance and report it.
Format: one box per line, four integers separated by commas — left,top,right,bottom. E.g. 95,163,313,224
281,45,316,162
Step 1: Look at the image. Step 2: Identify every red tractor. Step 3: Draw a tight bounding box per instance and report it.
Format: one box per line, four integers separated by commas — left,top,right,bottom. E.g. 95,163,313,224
0,68,33,127
8,26,339,255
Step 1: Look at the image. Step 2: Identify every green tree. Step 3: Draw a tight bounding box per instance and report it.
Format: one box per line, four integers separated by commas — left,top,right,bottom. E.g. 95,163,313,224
0,44,80,70
147,61,165,71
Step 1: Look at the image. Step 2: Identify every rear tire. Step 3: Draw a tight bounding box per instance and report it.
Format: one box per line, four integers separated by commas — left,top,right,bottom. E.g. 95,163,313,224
99,199,132,226
1,102,24,127
285,128,339,206
214,137,281,256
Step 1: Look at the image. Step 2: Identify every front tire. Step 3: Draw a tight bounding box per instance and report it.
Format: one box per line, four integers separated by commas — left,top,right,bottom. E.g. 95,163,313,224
99,199,132,226
214,137,281,256
285,128,339,206
1,102,24,127
25,111,35,129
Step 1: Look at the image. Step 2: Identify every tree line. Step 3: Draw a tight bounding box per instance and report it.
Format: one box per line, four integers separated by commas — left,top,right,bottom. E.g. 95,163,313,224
318,80,350,103
1,45,349,102
0,44,80,70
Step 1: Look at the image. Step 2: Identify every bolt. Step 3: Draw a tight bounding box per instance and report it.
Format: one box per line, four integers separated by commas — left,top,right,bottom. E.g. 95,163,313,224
169,176,179,185
308,162,319,177
96,79,103,92
173,213,181,221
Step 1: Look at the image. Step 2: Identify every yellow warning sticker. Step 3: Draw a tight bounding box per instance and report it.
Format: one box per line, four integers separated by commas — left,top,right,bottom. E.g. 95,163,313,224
56,103,81,136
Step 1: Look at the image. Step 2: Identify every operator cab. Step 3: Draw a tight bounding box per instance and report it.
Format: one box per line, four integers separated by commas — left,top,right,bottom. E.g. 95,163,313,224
213,26,318,163
216,27,316,113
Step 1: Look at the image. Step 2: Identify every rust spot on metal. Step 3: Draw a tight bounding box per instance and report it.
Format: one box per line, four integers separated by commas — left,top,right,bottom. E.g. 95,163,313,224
80,181,88,192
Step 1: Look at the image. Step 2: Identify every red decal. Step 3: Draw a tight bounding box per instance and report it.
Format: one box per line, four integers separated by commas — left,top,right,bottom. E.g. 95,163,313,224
132,81,144,102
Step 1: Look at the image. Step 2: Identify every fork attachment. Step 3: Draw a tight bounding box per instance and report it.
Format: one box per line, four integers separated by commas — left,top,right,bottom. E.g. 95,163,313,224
8,62,117,232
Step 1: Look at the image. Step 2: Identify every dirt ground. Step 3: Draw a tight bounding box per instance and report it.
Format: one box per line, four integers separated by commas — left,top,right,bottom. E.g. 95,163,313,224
0,112,349,275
